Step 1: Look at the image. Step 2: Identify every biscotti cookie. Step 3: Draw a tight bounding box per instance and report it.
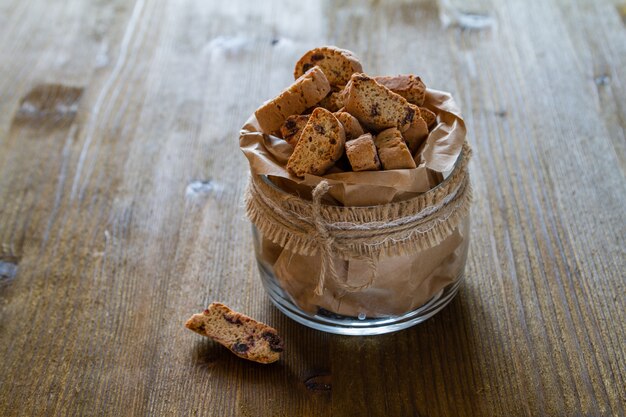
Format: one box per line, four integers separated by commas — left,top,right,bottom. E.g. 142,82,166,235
374,127,417,170
402,105,429,153
335,111,364,141
345,133,381,171
419,107,437,129
318,89,345,112
255,66,331,135
374,75,426,106
343,74,416,132
294,46,363,87
280,114,310,146
287,107,346,177
185,303,284,364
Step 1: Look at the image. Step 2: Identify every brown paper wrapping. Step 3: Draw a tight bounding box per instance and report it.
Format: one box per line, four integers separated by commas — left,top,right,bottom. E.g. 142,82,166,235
264,218,469,317
241,89,470,318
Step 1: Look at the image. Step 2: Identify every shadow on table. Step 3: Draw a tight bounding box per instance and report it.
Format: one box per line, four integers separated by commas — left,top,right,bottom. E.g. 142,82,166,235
327,285,519,416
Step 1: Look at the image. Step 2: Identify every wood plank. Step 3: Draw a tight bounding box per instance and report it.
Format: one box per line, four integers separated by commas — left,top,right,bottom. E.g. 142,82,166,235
0,0,624,416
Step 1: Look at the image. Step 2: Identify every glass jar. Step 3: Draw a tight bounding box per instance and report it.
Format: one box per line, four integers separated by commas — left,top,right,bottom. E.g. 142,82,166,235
249,155,471,336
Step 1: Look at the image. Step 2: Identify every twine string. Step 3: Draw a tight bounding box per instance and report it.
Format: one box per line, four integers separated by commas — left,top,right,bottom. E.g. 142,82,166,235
311,181,336,295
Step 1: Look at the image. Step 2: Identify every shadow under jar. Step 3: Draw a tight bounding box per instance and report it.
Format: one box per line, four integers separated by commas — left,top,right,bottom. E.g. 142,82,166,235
248,148,472,336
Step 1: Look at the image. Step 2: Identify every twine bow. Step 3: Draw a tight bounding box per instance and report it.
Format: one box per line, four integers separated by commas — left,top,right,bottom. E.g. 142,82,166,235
310,181,379,295
311,181,335,295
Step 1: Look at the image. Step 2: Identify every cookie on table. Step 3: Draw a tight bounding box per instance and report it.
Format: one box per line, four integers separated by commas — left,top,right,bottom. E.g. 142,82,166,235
343,74,417,132
287,107,346,177
419,107,437,129
255,66,330,135
374,127,416,170
280,114,310,147
294,46,363,87
335,111,365,141
185,303,284,364
373,75,426,106
345,133,381,172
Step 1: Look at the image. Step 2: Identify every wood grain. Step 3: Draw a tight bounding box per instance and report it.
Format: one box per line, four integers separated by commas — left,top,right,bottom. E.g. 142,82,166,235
0,0,624,416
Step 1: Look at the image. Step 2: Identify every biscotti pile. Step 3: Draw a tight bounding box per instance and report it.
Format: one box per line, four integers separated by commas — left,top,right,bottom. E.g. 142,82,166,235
254,46,438,178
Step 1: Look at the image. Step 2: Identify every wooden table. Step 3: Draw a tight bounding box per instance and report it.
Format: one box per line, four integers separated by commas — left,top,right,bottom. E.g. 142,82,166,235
1,0,625,416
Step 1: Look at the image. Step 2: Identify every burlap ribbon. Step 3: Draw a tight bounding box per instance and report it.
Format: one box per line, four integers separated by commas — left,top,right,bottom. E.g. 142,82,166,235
245,142,472,295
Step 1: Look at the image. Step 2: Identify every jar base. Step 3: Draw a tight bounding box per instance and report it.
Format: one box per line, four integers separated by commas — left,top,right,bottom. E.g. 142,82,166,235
258,261,464,336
